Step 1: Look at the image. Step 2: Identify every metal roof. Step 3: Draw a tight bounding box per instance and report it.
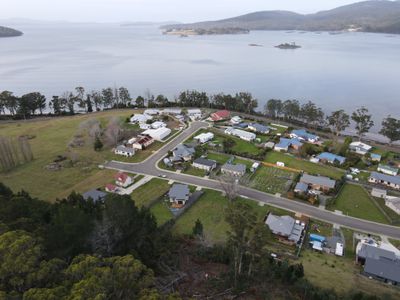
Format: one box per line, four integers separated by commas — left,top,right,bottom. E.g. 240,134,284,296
193,158,216,167
370,172,400,185
221,163,246,173
317,152,346,164
300,174,336,189
168,184,190,201
364,257,400,283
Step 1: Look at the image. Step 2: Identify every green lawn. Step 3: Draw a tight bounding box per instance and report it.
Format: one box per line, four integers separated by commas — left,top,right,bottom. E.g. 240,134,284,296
150,200,174,226
374,197,400,225
329,184,389,224
173,189,291,244
264,151,344,180
206,152,230,165
130,178,170,207
183,166,207,177
249,166,295,195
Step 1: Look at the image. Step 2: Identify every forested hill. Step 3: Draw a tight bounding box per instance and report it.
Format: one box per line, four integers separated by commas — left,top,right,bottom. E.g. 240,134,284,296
163,0,400,34
0,25,23,37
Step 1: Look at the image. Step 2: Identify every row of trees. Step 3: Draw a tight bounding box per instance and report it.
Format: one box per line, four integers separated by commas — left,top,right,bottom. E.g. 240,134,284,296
265,99,400,143
0,136,33,172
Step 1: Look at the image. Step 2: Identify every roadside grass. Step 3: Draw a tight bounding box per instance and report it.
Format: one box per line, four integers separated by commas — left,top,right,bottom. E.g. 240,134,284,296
389,239,400,250
150,200,174,226
249,166,295,195
308,219,333,237
299,249,400,298
173,189,291,244
264,151,344,180
130,178,170,207
183,166,207,177
329,184,389,224
0,110,134,201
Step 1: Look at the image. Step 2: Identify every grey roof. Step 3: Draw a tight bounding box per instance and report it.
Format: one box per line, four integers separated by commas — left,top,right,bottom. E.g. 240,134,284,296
294,182,309,192
364,257,400,283
193,158,216,167
116,145,134,154
168,184,190,201
357,244,397,261
173,144,195,158
370,172,400,185
265,214,295,237
289,224,303,243
221,163,246,174
249,123,270,133
82,189,107,202
300,174,336,189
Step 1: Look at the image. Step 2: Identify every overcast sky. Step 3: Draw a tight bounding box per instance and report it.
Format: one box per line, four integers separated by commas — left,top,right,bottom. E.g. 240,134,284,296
1,0,366,23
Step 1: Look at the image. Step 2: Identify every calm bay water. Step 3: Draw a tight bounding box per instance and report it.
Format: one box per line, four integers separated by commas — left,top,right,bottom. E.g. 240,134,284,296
0,22,399,129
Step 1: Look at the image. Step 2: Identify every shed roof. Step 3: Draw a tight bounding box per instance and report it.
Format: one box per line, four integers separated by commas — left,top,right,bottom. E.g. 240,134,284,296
221,163,246,173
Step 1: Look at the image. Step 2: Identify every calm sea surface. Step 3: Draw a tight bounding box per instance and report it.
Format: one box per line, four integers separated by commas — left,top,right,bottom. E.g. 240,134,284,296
1,22,400,129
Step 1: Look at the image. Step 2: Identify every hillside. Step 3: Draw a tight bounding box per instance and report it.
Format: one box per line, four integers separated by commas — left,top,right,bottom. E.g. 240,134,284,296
0,25,23,37
163,0,400,34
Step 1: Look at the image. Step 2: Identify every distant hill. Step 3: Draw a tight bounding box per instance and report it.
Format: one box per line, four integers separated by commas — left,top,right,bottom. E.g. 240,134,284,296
0,25,23,37
163,0,400,34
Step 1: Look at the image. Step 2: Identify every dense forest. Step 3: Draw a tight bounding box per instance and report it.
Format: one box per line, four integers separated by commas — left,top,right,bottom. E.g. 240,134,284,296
0,183,387,299
0,26,23,37
162,1,400,34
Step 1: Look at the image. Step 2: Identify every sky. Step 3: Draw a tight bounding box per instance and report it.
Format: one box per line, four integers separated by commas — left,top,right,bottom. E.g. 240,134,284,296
0,0,367,23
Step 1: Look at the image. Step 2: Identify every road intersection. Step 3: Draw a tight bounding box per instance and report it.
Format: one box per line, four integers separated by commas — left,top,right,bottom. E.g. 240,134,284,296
105,121,400,239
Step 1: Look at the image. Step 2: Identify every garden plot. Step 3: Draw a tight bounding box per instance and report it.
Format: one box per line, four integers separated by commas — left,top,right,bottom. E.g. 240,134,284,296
248,166,296,195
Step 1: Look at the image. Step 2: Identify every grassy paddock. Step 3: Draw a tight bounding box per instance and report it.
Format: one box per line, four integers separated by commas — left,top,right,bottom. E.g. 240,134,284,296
264,151,344,180
329,184,389,224
173,189,291,244
130,178,170,207
0,110,134,201
249,166,295,195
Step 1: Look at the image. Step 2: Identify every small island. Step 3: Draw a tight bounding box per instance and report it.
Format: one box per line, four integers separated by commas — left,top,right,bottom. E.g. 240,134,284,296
0,25,23,38
274,42,301,49
163,27,249,36
249,43,263,47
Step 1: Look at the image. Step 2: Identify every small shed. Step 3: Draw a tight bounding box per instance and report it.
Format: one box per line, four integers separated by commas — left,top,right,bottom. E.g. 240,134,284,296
310,234,326,243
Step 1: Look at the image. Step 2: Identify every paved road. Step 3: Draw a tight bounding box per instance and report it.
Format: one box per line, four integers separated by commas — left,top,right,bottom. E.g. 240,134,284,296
105,121,400,239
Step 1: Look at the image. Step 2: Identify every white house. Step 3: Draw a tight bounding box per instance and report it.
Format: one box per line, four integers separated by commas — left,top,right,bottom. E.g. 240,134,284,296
144,109,161,115
115,172,133,188
130,114,152,124
142,127,171,141
192,158,217,172
230,116,242,125
114,145,135,157
290,129,319,143
378,164,399,176
187,109,202,120
349,141,372,155
194,132,214,144
139,123,151,130
162,108,182,115
151,121,166,129
224,127,256,142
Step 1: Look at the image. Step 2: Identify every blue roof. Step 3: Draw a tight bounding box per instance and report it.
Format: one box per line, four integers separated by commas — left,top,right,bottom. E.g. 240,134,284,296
371,153,382,159
295,182,309,192
292,129,318,140
276,138,303,149
236,122,249,128
310,234,326,242
317,152,346,164
370,172,400,185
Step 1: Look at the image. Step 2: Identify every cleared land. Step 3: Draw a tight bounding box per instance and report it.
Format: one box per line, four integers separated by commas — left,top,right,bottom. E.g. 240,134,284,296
130,178,171,207
264,151,344,180
173,189,290,244
0,110,177,201
299,250,400,298
248,166,295,195
329,184,389,224
150,200,174,226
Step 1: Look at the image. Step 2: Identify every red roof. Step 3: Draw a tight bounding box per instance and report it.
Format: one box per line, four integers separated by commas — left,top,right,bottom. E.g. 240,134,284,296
115,172,129,183
211,110,230,121
106,184,117,191
137,135,153,145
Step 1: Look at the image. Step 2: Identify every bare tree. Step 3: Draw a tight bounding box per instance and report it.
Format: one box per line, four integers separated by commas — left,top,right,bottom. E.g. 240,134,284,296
104,117,123,147
218,175,239,201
